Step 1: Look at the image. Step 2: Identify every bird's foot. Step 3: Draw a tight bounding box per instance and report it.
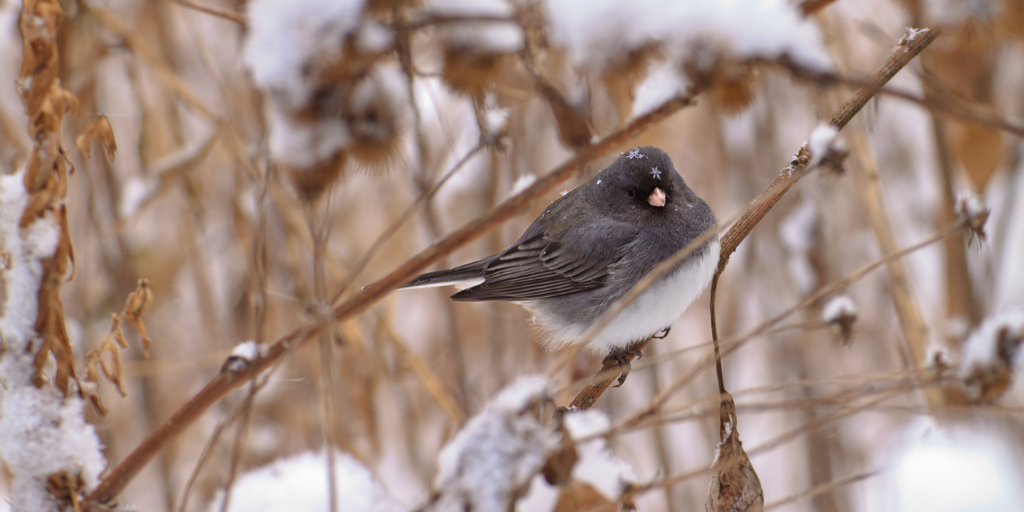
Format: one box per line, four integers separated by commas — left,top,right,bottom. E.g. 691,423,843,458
602,345,644,387
654,327,671,339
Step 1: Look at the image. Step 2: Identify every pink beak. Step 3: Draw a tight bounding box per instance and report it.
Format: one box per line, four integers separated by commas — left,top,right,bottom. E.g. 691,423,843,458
648,187,666,207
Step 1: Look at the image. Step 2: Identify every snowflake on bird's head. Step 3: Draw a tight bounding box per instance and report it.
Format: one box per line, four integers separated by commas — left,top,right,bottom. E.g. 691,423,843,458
626,148,645,160
650,166,662,180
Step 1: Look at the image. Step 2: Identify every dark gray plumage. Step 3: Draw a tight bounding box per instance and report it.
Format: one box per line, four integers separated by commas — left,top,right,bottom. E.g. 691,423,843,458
404,146,719,365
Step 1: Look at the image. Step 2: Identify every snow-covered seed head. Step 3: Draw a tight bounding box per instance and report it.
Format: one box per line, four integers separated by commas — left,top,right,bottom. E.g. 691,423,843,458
958,310,1024,404
441,48,512,98
599,43,662,121
680,38,757,115
821,294,858,346
344,65,409,169
955,190,990,243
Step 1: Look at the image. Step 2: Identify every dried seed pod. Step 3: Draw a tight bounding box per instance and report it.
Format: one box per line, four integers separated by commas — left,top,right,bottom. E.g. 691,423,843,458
344,65,409,168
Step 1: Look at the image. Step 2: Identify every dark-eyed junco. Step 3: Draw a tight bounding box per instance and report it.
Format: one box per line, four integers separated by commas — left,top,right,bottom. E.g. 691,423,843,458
404,146,719,380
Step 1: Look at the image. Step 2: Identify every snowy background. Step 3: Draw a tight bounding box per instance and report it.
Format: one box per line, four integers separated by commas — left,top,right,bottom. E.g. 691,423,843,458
1,0,1024,511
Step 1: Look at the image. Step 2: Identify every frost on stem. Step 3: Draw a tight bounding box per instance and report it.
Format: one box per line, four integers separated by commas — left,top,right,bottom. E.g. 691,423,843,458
243,0,408,198
958,309,1024,404
213,450,399,512
430,375,562,512
546,0,831,117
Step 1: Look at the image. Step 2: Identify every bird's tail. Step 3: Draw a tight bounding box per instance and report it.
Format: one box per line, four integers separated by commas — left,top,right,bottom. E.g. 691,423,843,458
400,258,492,290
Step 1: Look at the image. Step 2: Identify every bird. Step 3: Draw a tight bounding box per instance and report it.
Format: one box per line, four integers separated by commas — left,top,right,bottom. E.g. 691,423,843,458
403,146,719,384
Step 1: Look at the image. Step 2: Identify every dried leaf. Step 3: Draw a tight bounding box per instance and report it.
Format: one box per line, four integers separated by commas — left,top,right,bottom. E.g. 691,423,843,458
46,470,85,512
542,418,579,486
76,115,117,161
110,313,129,349
553,481,611,512
123,278,154,357
706,393,763,512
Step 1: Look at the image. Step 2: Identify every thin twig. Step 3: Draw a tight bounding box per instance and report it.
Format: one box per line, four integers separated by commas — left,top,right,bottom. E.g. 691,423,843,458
167,0,246,26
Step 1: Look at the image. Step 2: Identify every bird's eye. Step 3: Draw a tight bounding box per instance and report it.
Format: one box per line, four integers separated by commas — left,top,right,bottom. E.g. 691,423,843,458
627,190,636,198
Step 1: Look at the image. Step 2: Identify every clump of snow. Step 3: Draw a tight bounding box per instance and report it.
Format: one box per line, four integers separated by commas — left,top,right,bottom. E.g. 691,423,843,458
821,294,858,345
562,410,638,499
244,0,367,110
0,174,106,511
482,106,510,139
546,0,830,108
433,375,560,511
808,124,843,169
958,309,1024,403
509,173,536,198
631,62,689,118
955,190,990,240
429,0,523,53
893,420,1024,512
213,450,399,512
821,294,858,325
231,340,260,361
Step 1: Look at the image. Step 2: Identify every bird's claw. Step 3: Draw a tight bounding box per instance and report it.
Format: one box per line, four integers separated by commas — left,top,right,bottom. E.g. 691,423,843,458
603,347,645,387
654,327,671,339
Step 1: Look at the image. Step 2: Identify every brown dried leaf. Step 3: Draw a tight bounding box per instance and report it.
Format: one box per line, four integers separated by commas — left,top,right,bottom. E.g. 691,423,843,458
706,393,763,512
553,481,611,512
542,418,579,486
75,115,117,161
123,278,154,357
46,470,84,512
32,255,77,396
110,313,129,349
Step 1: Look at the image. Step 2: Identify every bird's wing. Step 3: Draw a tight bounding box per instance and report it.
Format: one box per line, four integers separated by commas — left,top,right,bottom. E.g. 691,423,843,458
451,221,639,301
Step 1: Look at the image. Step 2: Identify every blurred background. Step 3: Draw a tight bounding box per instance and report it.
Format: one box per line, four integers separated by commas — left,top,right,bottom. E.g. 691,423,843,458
1,0,1024,510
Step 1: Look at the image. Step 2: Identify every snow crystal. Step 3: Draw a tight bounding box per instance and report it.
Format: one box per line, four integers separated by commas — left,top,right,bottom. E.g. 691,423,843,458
434,375,560,512
213,450,399,512
244,0,366,110
821,294,858,324
430,0,523,53
808,124,841,169
0,174,106,511
546,0,830,75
